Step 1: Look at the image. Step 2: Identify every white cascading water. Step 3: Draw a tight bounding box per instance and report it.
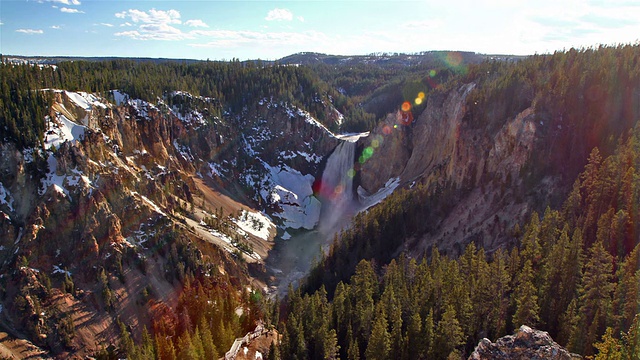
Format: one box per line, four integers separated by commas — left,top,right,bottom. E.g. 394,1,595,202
317,140,357,234
270,137,363,296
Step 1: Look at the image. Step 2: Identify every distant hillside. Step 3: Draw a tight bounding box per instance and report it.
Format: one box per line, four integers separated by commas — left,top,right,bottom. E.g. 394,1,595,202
278,51,524,67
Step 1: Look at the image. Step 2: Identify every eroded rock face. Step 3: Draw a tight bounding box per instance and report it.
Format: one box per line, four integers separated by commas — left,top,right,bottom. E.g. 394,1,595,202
355,83,548,255
469,325,583,360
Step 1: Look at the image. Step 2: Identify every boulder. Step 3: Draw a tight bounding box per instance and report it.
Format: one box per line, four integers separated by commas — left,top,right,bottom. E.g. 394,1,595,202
469,325,583,360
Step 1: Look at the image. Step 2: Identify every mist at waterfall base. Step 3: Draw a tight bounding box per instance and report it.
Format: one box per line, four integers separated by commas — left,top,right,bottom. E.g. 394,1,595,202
267,141,361,296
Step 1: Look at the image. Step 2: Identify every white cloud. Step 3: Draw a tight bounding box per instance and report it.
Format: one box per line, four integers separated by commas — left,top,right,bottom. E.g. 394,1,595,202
114,8,189,40
16,29,44,34
48,0,81,5
100,23,114,27
265,8,293,21
297,16,305,22
51,25,61,29
116,23,193,41
185,19,209,28
117,8,181,24
60,7,84,13
0,22,4,26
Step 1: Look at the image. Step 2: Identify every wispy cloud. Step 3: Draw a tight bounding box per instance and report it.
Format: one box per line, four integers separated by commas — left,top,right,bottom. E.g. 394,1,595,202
114,8,186,40
61,7,84,13
16,28,44,34
51,25,61,29
185,19,209,28
265,8,293,21
115,9,181,24
99,23,114,27
48,0,81,5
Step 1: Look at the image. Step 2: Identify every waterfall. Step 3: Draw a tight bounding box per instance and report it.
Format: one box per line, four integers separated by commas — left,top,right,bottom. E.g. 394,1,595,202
317,140,356,233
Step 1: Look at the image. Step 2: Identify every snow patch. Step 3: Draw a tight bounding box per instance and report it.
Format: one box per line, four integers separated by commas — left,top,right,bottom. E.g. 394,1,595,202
234,210,274,241
130,192,167,217
173,139,194,161
52,265,71,277
171,105,206,128
111,90,129,106
336,132,370,143
65,91,107,111
297,151,322,163
0,182,14,212
258,162,321,230
40,154,69,198
358,177,401,211
44,114,86,149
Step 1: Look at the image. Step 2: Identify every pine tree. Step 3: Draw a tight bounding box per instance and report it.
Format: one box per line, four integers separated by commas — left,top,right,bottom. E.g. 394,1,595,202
365,314,390,360
593,327,623,360
569,240,615,356
432,305,464,359
512,259,540,328
351,260,377,349
611,244,640,335
406,311,425,360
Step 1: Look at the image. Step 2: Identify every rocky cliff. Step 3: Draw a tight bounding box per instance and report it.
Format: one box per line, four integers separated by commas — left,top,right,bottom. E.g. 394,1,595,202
356,82,547,256
0,88,344,357
469,325,582,360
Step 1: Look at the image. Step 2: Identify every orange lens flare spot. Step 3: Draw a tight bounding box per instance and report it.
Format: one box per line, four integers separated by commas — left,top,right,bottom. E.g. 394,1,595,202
401,101,411,112
418,91,425,99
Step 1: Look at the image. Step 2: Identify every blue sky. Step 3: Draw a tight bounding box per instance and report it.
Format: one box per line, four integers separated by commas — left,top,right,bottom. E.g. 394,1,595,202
1,0,639,60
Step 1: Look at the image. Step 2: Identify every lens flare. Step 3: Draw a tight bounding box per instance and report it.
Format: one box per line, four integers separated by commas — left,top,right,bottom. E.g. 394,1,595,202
415,97,423,105
347,168,356,178
418,91,425,99
372,139,380,148
363,146,374,158
446,52,463,67
383,125,392,135
429,69,437,77
401,101,411,112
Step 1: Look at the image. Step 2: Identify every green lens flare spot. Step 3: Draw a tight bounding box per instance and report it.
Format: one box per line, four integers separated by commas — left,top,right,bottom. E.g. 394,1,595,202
363,147,374,159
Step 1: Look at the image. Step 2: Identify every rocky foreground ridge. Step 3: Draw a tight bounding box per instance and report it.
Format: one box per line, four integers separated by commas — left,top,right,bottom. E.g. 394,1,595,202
469,325,583,360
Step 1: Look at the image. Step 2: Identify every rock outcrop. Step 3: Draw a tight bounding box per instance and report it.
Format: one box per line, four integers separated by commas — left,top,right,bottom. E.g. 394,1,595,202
469,325,583,360
354,81,559,256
